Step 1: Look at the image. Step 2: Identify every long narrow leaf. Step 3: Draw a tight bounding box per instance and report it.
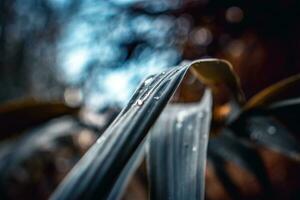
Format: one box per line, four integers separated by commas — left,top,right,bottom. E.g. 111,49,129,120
50,64,189,200
208,131,271,194
245,73,300,109
147,89,212,200
208,154,242,200
50,59,233,200
231,115,300,160
107,140,146,200
266,98,300,133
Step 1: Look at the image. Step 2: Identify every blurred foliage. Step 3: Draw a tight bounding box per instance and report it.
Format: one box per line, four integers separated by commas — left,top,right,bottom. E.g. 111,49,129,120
0,99,79,139
1,0,300,107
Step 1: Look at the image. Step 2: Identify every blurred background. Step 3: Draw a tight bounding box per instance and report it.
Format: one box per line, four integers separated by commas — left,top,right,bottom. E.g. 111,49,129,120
2,0,300,108
1,0,300,199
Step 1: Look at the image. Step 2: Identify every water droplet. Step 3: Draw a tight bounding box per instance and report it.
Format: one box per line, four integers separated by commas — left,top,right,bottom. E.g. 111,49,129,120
267,126,276,135
192,146,197,152
177,114,184,122
97,136,106,144
144,76,154,86
197,112,204,119
176,122,182,129
154,96,160,100
137,99,144,106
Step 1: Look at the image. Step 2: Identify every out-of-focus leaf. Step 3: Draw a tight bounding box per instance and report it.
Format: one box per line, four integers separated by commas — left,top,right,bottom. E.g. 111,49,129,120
230,115,300,160
0,99,79,140
147,89,212,200
268,98,300,110
265,98,300,133
0,117,84,200
190,58,245,104
266,98,300,120
208,153,242,200
208,131,271,194
245,74,300,109
0,117,81,167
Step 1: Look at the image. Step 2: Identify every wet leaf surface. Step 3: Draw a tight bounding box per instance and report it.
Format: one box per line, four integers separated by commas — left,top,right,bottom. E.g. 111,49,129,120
50,59,227,200
50,64,189,200
148,89,212,200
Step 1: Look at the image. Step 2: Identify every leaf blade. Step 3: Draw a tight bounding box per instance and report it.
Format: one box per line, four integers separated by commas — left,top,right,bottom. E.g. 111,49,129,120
245,73,300,109
147,89,212,200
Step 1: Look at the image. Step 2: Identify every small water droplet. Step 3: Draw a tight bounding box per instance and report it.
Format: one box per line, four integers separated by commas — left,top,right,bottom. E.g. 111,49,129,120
202,134,208,139
154,96,160,100
267,126,276,135
144,76,154,86
162,72,166,75
177,115,184,123
176,122,182,129
137,99,144,106
197,112,203,118
192,146,197,152
97,136,106,144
